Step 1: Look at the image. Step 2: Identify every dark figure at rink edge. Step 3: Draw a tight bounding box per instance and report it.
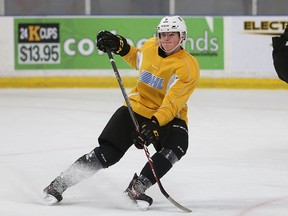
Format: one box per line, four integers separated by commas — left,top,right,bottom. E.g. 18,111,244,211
272,25,288,84
43,15,200,210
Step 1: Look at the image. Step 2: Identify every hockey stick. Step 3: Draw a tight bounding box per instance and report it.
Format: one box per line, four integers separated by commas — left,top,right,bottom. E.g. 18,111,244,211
105,48,192,213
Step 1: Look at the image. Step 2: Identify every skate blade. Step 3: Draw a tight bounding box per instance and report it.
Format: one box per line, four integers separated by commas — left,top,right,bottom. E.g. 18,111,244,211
136,200,150,211
43,193,59,206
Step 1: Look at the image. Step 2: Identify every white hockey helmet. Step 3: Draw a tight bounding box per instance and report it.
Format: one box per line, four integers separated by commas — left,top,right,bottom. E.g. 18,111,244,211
157,16,187,42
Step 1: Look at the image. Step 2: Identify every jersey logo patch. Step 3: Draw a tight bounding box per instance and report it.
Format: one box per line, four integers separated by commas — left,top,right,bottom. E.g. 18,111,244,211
140,71,164,89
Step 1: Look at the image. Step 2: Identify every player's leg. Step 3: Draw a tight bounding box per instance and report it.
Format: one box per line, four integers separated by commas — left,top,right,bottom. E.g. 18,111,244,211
43,144,124,204
125,118,189,209
43,106,135,205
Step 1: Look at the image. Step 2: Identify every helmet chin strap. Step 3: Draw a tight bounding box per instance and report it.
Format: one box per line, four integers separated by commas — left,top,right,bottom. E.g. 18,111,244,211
159,39,184,55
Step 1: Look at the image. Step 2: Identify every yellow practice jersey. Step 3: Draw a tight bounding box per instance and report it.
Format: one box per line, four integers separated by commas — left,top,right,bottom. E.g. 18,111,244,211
122,37,200,126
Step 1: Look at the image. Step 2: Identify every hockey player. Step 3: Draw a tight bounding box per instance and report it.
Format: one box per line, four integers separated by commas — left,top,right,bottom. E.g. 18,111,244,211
272,25,288,84
43,16,200,210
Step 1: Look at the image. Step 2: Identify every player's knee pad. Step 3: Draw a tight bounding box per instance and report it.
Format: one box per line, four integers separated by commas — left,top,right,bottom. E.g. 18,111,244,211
94,144,124,168
142,146,184,184
159,148,179,166
162,122,188,161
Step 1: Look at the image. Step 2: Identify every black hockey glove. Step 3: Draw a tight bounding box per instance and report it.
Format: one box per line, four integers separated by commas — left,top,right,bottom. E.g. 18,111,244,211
134,116,162,151
96,30,130,56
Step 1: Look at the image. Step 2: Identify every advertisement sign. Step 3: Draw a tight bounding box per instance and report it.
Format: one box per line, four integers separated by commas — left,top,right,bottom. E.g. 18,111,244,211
227,16,288,74
17,23,60,65
14,17,224,70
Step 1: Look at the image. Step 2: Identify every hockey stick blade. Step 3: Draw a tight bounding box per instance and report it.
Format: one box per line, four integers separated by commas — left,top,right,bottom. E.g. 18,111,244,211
168,196,192,213
105,48,192,213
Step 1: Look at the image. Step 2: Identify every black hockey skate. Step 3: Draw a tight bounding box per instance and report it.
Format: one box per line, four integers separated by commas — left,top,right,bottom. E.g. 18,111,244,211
43,176,68,205
125,173,153,210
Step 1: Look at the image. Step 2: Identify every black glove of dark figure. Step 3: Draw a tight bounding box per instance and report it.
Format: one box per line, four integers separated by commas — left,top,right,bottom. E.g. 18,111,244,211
134,116,162,151
96,30,130,56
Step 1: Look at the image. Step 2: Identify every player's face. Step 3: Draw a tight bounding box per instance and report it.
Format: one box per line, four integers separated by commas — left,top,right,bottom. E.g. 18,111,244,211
159,32,181,53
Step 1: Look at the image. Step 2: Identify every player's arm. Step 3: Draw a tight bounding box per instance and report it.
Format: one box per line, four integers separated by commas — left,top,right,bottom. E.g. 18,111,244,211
154,59,200,126
122,38,156,69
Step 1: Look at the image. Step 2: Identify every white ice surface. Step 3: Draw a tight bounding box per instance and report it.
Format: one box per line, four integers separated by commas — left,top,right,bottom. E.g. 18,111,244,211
0,88,287,216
